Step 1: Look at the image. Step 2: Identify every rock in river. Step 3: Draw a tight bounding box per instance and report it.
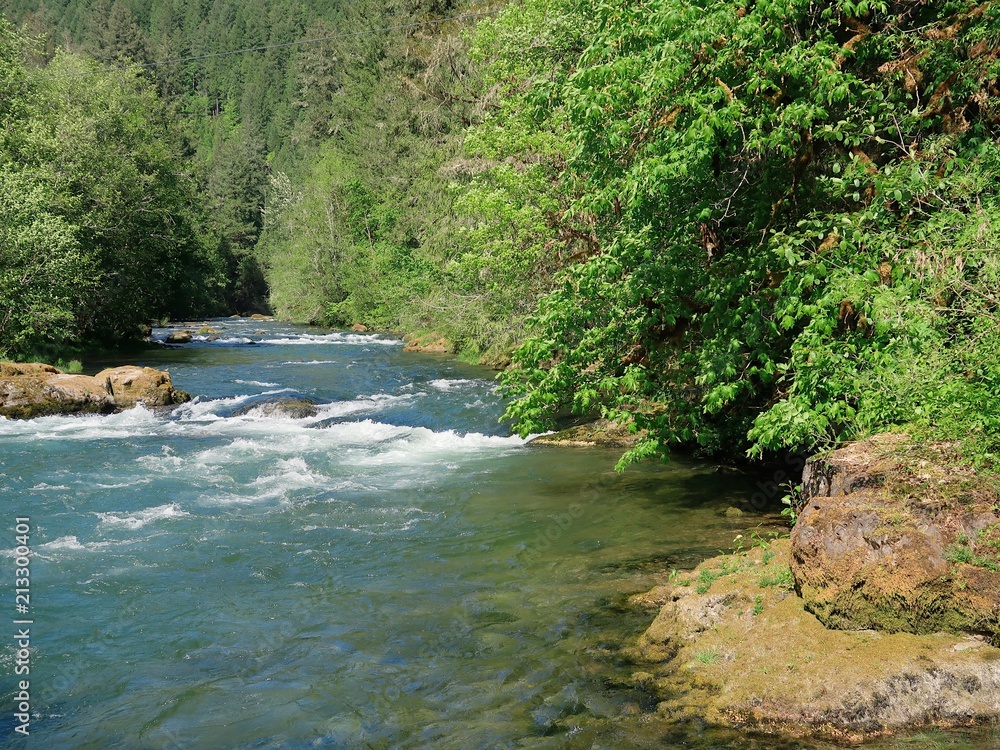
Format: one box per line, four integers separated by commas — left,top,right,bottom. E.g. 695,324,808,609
165,330,192,344
95,366,191,408
0,362,190,419
231,396,319,419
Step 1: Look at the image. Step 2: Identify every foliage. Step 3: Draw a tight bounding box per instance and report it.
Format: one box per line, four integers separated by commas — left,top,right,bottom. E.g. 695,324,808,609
0,19,223,358
497,0,1000,465
0,171,90,358
8,0,1000,473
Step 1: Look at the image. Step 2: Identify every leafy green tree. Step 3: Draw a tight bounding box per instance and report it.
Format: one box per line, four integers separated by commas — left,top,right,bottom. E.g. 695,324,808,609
0,171,91,359
497,0,1000,465
0,19,223,355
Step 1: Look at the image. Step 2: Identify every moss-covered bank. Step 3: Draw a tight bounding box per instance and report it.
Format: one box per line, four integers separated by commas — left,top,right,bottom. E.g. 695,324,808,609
628,538,1000,741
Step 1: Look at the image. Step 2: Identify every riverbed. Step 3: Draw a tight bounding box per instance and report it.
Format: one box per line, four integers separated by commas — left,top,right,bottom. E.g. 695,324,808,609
0,320,996,749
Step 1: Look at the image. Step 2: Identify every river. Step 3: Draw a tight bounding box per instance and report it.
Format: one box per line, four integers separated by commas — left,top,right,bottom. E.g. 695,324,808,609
0,320,995,749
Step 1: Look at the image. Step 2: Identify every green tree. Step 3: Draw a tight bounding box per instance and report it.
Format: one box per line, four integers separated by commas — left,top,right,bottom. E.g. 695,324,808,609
0,19,223,355
499,0,1000,465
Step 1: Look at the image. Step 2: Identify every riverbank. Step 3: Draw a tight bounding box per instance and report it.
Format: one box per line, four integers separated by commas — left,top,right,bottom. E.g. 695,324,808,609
628,537,1000,741
624,434,1000,741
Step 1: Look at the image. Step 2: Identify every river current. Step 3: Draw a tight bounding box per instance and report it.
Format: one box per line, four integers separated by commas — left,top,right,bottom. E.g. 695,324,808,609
0,320,995,749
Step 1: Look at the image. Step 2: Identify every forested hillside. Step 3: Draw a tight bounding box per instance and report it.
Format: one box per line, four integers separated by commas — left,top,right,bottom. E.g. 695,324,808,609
4,0,1000,467
0,20,220,358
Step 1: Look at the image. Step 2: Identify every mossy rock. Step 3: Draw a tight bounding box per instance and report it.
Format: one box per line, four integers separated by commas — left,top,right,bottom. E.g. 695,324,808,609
635,539,1000,738
792,434,1000,643
529,418,646,449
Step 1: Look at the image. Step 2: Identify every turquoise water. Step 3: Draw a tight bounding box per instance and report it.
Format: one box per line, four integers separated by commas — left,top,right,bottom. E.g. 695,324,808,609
0,320,996,749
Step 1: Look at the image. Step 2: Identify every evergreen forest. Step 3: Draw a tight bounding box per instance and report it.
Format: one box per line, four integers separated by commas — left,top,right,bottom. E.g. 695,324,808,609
3,0,1000,468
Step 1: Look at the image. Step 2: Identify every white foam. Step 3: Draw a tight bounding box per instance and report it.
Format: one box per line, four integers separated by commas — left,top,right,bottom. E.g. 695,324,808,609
280,360,339,365
171,390,298,421
134,418,526,506
428,378,478,391
192,336,256,345
30,483,70,491
96,503,190,530
38,535,86,551
0,405,162,441
313,393,414,419
93,478,153,489
234,380,279,387
206,457,334,504
261,333,401,346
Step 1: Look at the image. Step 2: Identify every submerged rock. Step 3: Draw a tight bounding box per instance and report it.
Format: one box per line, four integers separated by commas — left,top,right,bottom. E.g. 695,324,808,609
529,418,646,449
791,434,1000,642
0,362,190,419
231,396,318,419
633,539,1000,739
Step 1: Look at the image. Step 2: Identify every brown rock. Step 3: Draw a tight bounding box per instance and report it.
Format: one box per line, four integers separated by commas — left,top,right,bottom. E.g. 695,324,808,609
0,362,191,418
791,434,1000,641
0,363,61,377
0,369,114,418
165,331,192,344
635,540,1000,738
95,366,190,408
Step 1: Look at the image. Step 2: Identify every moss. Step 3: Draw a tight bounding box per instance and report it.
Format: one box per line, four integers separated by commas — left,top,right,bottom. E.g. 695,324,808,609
757,565,795,590
529,418,645,449
635,540,1000,738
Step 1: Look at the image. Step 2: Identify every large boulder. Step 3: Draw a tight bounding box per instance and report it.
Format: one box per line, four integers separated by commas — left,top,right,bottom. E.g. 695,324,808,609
0,363,190,419
0,368,114,418
790,434,1000,642
95,366,191,408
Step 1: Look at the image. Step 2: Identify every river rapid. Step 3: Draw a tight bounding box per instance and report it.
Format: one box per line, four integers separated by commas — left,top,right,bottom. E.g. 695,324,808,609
1,320,996,749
